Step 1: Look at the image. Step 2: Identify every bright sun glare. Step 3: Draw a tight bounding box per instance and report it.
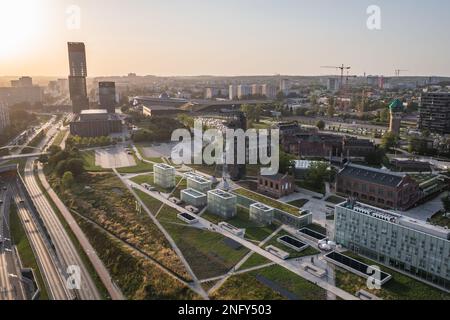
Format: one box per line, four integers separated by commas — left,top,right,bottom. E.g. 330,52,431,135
0,0,43,59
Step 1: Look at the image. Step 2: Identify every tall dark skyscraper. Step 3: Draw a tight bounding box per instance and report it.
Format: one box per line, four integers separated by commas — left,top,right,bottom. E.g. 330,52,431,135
99,82,117,113
419,92,450,134
68,42,89,114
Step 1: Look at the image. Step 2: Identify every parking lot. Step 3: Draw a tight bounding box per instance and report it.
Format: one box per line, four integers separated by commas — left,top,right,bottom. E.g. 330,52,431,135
95,146,136,169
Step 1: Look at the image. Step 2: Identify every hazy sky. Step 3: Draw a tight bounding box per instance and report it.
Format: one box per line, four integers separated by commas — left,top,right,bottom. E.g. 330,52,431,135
0,0,449,77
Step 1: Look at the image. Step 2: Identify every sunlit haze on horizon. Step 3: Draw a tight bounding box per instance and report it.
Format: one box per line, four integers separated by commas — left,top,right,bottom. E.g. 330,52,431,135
0,0,449,77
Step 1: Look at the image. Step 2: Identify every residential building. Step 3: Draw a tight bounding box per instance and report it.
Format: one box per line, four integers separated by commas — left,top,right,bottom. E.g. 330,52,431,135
251,84,263,96
0,76,42,106
419,92,450,134
11,76,33,87
257,173,295,199
261,84,277,99
229,85,238,100
237,85,252,99
99,82,117,113
335,200,450,291
0,102,10,133
207,189,237,219
69,109,122,137
335,163,421,210
327,78,340,92
280,79,291,95
68,42,89,113
154,164,176,189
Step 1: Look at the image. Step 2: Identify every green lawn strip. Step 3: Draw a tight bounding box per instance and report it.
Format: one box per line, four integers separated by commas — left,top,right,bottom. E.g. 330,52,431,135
52,129,67,147
211,273,285,300
156,204,184,224
225,207,279,242
238,253,272,271
161,221,250,280
249,265,328,300
81,151,109,172
287,199,309,208
264,230,320,259
130,174,181,194
134,189,164,214
9,202,49,300
116,158,153,174
324,195,346,204
336,251,450,300
36,171,110,300
74,216,199,300
232,188,301,216
430,212,450,228
134,144,165,163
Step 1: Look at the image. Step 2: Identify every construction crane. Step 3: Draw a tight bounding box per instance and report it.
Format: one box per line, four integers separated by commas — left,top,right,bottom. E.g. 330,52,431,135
321,64,351,89
395,69,408,77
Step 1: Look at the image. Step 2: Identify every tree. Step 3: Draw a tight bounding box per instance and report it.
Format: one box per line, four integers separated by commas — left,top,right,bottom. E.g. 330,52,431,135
62,171,74,189
305,162,330,192
365,148,386,166
66,158,85,177
381,132,398,151
316,120,326,131
279,151,295,174
327,104,335,118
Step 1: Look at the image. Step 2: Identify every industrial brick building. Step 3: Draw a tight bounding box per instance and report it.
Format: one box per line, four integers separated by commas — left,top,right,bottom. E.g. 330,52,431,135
257,173,295,199
335,163,421,210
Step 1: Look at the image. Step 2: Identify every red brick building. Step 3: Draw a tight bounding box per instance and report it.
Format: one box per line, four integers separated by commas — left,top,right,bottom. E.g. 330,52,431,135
257,173,295,199
336,163,421,210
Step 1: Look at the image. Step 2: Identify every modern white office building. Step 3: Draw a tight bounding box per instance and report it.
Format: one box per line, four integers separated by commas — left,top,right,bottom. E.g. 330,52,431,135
185,173,212,193
249,203,274,226
207,189,237,219
181,188,207,207
335,199,450,291
154,163,176,189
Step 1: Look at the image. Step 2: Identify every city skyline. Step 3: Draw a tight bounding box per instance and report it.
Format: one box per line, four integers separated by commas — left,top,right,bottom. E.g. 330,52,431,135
1,0,450,77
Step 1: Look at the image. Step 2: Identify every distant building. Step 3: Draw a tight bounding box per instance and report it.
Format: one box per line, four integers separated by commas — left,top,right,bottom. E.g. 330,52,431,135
389,99,404,136
335,200,450,291
154,164,176,189
261,84,277,99
229,85,238,100
207,189,237,219
390,158,432,172
0,85,42,106
251,84,263,96
257,173,295,199
69,109,122,137
11,76,33,88
342,137,376,158
205,87,228,99
237,85,252,99
419,92,450,135
280,79,291,95
336,163,421,210
0,102,10,133
292,160,326,179
98,82,117,113
327,78,340,92
68,42,89,113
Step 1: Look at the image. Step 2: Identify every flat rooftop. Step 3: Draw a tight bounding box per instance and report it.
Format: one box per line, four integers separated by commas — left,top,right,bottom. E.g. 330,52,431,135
81,109,108,115
250,202,273,212
339,200,450,240
154,163,175,170
182,188,206,198
208,189,236,200
185,173,210,184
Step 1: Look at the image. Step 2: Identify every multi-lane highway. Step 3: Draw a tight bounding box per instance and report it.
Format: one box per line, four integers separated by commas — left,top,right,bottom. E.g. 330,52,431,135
21,120,101,300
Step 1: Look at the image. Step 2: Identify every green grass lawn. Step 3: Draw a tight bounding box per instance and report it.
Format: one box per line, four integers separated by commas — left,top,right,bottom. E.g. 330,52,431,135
335,251,450,300
295,180,325,195
264,230,320,259
287,199,309,208
211,273,285,300
116,159,154,174
162,222,250,280
130,174,181,194
134,189,164,214
134,144,165,163
227,207,279,242
238,253,272,271
52,129,67,147
324,195,346,204
9,203,49,300
232,188,301,216
249,265,327,300
81,151,109,172
430,212,450,228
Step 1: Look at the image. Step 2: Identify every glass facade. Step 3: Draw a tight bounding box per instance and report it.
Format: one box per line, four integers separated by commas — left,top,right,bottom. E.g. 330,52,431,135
207,189,237,219
154,164,176,189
